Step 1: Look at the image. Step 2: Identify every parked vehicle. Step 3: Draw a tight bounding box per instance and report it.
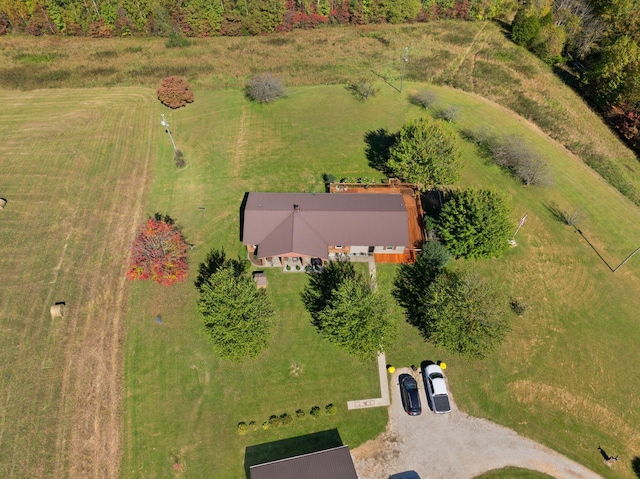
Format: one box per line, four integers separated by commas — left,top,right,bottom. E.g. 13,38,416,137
422,364,451,414
399,374,422,416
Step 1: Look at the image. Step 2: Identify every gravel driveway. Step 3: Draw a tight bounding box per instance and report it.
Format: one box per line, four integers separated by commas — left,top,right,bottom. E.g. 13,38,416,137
351,368,603,479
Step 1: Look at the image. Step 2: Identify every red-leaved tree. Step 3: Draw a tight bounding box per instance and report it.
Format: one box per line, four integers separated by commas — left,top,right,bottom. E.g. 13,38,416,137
127,215,189,286
157,76,194,109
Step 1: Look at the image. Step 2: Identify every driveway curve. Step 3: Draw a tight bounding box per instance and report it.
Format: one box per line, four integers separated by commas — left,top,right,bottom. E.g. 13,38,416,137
351,368,603,479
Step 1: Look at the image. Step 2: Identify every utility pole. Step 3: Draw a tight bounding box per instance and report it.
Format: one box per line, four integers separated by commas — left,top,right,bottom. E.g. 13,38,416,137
400,46,409,93
509,214,527,246
160,114,178,153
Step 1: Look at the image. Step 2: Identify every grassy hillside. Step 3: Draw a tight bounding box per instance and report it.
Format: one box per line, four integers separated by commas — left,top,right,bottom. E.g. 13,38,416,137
119,83,640,478
1,21,638,206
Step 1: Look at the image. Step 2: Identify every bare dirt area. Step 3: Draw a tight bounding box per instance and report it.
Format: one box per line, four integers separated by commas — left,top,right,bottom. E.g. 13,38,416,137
0,89,155,478
352,368,604,479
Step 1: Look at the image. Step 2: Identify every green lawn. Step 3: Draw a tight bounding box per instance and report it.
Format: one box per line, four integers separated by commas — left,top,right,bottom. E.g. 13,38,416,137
2,78,638,478
123,82,640,479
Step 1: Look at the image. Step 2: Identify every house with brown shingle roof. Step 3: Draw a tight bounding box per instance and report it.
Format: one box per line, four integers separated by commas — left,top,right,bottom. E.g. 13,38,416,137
241,191,418,269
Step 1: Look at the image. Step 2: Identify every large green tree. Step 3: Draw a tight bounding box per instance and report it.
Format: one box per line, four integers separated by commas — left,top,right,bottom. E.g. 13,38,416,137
301,261,396,361
435,189,512,259
395,266,509,358
196,249,274,361
386,117,461,188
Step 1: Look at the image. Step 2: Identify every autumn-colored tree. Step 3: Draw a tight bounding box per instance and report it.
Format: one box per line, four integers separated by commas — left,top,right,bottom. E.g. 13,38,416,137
127,214,189,286
157,76,195,109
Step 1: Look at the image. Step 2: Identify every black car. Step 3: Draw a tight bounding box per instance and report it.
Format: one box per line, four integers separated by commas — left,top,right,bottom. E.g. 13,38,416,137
399,374,422,416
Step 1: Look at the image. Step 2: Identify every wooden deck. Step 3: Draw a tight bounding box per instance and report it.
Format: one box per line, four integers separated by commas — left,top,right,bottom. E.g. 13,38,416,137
330,182,425,264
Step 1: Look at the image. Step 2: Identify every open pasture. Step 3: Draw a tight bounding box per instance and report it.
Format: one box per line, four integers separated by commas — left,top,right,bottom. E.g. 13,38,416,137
123,82,640,478
0,88,156,478
1,21,637,206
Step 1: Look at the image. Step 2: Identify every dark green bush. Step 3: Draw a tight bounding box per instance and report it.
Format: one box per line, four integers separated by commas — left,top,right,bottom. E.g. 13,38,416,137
166,31,191,48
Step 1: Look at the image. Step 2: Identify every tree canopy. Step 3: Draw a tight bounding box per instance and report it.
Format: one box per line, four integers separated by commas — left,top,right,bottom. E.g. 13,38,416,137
435,189,512,259
126,214,188,286
386,117,461,188
157,76,194,109
301,260,396,361
395,266,510,358
196,249,274,361
0,0,512,37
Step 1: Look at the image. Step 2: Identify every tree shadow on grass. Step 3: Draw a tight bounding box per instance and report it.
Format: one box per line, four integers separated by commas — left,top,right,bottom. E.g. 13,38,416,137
632,456,640,477
364,128,396,175
244,429,343,479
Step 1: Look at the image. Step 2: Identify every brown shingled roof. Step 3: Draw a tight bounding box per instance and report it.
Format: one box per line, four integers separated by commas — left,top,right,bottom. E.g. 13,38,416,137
242,192,410,258
249,445,358,479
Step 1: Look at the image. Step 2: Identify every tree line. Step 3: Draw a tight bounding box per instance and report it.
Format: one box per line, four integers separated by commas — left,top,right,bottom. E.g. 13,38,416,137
511,0,640,152
0,0,514,37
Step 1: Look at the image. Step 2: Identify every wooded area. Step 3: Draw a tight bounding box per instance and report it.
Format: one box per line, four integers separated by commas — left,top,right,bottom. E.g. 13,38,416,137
511,0,640,151
0,0,512,37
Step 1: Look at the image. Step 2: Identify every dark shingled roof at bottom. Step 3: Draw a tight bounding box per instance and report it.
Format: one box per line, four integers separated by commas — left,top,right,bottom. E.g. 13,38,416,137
249,445,358,479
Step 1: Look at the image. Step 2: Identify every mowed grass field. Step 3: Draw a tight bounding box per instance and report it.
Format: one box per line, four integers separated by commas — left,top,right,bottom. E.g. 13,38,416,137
0,88,156,478
122,83,640,479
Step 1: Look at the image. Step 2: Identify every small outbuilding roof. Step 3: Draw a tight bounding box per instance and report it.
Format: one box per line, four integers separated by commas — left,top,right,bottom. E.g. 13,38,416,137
249,445,358,479
242,192,410,258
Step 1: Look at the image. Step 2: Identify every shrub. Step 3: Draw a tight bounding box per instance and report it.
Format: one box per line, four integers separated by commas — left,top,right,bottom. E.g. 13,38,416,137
262,421,269,430
409,90,439,109
157,76,194,109
246,73,286,103
295,409,306,418
310,406,321,418
489,135,552,186
325,403,337,415
166,31,190,48
249,421,258,431
435,105,461,122
420,240,451,269
347,79,378,101
512,11,541,48
510,299,528,316
279,413,293,426
268,415,281,428
237,422,248,435
174,149,186,168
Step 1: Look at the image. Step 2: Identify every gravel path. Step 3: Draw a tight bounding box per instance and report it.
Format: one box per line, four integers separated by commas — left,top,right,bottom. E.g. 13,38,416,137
351,368,603,479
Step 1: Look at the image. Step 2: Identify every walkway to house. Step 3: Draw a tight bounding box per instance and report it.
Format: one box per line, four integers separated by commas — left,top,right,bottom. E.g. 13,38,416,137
347,257,390,410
